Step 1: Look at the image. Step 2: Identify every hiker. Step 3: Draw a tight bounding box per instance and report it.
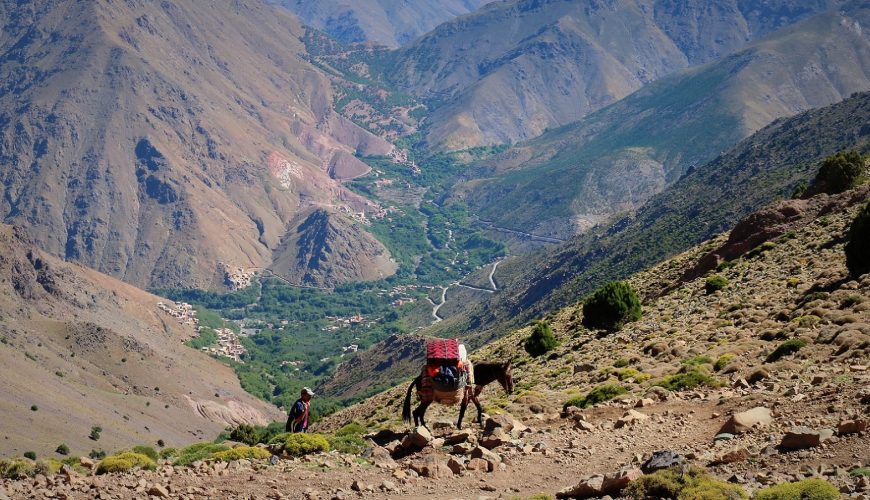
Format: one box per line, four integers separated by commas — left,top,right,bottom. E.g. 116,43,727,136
286,387,314,433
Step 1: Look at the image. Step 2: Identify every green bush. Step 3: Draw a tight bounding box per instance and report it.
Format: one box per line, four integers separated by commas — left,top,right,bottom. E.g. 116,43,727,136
210,446,271,462
765,339,807,363
625,468,747,500
131,445,158,462
96,453,156,475
704,275,729,294
335,422,367,437
89,450,106,460
851,467,870,477
846,203,870,278
524,320,559,357
713,354,735,372
813,150,865,195
0,458,36,479
582,281,642,332
268,433,330,456
682,355,713,366
172,443,230,467
329,434,367,454
159,448,178,459
89,426,102,441
755,479,839,500
55,444,69,456
229,424,260,446
23,451,36,460
655,369,719,392
563,384,627,410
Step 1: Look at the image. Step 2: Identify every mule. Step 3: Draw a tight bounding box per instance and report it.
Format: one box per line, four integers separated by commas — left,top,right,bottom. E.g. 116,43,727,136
402,361,514,430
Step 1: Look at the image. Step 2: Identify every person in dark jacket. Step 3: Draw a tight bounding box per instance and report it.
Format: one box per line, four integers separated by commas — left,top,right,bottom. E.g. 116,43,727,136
286,387,314,432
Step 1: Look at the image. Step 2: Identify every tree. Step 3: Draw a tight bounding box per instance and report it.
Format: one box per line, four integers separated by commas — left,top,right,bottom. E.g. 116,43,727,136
846,203,870,278
582,281,642,332
812,150,865,195
524,320,558,357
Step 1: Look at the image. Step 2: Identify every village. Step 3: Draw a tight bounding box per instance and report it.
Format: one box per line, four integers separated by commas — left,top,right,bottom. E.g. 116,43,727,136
198,327,248,363
156,301,198,327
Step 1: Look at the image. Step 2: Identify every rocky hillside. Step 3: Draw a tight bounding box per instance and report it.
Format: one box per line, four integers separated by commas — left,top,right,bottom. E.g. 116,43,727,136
274,0,494,47
390,0,844,149
270,209,397,287
0,224,281,458
458,4,870,237
0,0,394,290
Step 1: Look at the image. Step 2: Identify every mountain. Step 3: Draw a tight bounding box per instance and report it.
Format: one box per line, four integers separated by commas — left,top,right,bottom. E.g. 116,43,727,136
461,91,870,343
270,208,397,287
458,5,870,237
389,0,844,150
0,224,280,457
0,0,394,290
273,0,495,47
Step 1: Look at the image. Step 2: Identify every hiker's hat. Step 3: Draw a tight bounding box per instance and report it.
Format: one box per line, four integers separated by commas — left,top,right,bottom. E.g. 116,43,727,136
301,387,315,396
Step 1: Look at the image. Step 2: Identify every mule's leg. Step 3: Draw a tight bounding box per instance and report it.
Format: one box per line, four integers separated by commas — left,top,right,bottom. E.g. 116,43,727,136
473,386,485,425
457,400,468,430
413,402,431,430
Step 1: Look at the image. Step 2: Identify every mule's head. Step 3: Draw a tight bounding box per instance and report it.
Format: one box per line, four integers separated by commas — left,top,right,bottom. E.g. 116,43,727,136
498,360,514,395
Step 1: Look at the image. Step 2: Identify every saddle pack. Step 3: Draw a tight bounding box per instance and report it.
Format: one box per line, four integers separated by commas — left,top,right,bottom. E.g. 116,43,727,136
423,338,470,403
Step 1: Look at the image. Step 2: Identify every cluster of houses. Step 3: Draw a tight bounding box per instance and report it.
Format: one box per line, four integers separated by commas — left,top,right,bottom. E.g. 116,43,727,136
157,301,198,327
200,327,247,363
221,263,256,290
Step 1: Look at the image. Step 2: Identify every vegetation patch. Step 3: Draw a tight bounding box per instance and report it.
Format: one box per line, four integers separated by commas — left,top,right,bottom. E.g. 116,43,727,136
0,458,36,479
765,339,807,363
582,281,642,332
625,467,747,499
131,445,158,462
704,275,729,294
268,433,330,456
755,479,839,500
563,384,628,409
524,320,559,357
171,443,230,467
713,354,735,372
813,150,866,195
210,446,271,462
655,369,719,392
846,202,870,278
96,453,156,475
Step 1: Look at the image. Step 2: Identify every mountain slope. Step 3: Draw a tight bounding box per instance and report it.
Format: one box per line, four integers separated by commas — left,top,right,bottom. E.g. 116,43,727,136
459,5,870,237
273,0,494,47
0,224,280,457
390,0,842,149
0,0,394,290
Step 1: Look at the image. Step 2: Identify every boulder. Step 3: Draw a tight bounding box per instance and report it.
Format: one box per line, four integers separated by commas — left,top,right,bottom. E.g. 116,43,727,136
470,446,500,463
780,427,835,450
148,484,170,498
443,432,470,445
747,368,770,384
641,451,686,474
602,468,643,494
408,426,432,448
719,407,772,434
615,410,649,429
557,475,605,499
838,420,867,435
710,448,750,466
484,414,527,437
574,419,595,432
409,456,452,479
479,428,510,450
635,398,655,408
446,457,464,475
466,458,493,472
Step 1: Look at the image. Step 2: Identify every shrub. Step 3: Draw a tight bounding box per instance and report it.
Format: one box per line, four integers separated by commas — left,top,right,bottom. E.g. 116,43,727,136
30,405,37,412
268,433,330,456
613,358,630,368
704,275,729,294
563,384,627,410
0,458,36,479
755,479,839,500
172,443,230,467
230,424,260,446
813,150,865,195
682,355,713,366
89,426,102,441
159,448,178,459
714,354,735,372
23,451,36,460
851,467,870,477
131,446,158,462
655,369,719,392
89,450,106,460
625,468,747,500
765,339,807,363
95,453,156,475
55,444,69,456
791,182,808,199
524,320,559,357
582,281,642,332
335,422,367,437
210,446,271,462
846,202,870,278
329,434,367,454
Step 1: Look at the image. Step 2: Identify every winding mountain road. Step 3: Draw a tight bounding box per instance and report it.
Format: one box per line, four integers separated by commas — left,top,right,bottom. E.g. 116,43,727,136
428,260,502,324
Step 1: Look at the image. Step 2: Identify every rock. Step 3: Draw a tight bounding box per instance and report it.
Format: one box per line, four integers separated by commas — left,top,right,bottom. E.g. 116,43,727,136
443,432,470,445
747,368,770,384
479,428,510,449
484,414,527,437
838,420,867,435
466,458,493,472
79,457,96,470
351,481,364,492
408,426,432,448
557,475,605,498
148,484,170,498
714,433,735,442
574,363,596,373
711,448,750,465
602,469,643,494
615,410,649,429
635,398,655,408
641,451,685,474
470,446,500,463
380,481,396,492
719,407,772,434
446,457,464,475
780,427,835,450
574,419,595,432
409,456,452,479
644,386,671,401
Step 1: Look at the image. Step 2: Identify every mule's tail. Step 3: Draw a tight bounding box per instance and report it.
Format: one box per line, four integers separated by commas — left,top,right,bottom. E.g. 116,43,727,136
402,375,420,424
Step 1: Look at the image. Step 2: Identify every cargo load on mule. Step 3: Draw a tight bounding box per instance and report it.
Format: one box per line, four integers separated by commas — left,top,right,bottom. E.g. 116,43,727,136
421,338,472,405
